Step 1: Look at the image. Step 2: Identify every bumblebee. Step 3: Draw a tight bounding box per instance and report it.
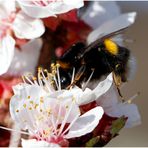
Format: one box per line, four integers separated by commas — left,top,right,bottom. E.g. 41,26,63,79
56,12,136,96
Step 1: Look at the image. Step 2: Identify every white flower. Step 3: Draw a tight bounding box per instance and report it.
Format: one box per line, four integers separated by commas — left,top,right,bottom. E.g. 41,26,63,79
0,1,45,75
17,0,84,18
10,69,104,144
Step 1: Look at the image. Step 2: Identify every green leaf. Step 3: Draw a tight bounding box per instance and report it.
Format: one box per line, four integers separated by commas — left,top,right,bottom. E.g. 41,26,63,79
110,116,127,137
85,136,100,147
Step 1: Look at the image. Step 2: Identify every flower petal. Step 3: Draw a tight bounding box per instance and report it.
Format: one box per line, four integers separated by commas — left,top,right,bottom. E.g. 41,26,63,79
77,88,96,105
48,0,84,15
93,73,113,99
21,139,60,148
0,35,15,75
17,0,84,18
81,1,121,29
7,38,42,76
96,84,118,110
13,11,45,39
10,84,46,132
64,106,104,139
87,12,137,44
0,0,16,18
10,83,81,134
58,87,96,106
17,0,55,18
106,103,141,128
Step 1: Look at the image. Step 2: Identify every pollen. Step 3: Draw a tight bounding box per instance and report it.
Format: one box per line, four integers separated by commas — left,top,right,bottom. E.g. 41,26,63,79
38,67,42,71
127,100,132,104
29,107,32,110
72,96,76,102
34,104,39,109
56,63,60,68
30,101,34,104
66,105,69,109
104,39,118,55
27,96,31,99
40,97,44,103
23,104,27,108
33,77,37,81
38,116,44,121
16,109,19,113
46,108,52,116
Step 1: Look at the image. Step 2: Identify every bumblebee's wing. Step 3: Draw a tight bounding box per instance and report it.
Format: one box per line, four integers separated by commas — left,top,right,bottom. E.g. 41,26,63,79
87,12,137,45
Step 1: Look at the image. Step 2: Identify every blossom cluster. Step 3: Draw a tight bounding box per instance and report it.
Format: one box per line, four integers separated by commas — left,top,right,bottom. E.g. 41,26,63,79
0,0,84,146
0,1,141,147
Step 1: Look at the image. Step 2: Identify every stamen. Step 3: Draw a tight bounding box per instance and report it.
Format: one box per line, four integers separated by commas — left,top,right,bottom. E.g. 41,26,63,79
53,75,59,90
38,67,44,87
71,67,75,85
22,76,26,83
82,69,95,91
62,114,79,136
32,77,38,85
55,103,62,134
40,69,53,93
56,64,61,90
58,102,74,136
124,92,140,104
0,126,30,136
24,74,34,85
50,114,57,135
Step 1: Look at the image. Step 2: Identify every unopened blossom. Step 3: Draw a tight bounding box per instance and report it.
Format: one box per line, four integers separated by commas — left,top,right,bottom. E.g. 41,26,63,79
0,1,44,75
17,0,84,18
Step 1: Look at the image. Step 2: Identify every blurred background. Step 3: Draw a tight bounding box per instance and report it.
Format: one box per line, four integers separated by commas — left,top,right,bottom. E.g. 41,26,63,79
107,1,148,147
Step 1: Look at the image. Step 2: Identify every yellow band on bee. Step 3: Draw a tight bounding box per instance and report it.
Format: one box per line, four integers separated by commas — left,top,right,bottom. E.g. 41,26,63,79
104,39,118,55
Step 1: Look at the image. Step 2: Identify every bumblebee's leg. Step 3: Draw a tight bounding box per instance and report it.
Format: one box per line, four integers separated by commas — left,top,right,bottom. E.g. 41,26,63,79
113,72,125,102
66,65,86,89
